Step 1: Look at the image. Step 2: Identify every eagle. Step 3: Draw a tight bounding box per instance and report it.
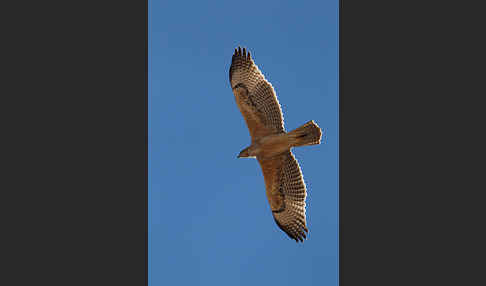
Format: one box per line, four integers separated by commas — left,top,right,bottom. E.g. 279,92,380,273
229,47,322,242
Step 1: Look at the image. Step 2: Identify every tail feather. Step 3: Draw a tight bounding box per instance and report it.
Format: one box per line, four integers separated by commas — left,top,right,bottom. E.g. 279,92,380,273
287,120,322,147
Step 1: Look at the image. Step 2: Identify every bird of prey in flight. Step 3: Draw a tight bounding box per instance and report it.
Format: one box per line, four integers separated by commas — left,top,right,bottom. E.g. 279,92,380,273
229,47,322,242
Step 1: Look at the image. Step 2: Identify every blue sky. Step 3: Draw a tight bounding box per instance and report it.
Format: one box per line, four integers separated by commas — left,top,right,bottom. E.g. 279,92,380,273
149,1,338,285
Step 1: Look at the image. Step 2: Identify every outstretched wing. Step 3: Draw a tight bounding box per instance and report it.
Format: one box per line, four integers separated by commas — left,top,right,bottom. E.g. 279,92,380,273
258,151,308,242
229,47,285,142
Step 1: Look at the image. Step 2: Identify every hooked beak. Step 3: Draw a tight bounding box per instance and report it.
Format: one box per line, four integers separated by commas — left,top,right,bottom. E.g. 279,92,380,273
237,150,245,158
237,148,249,158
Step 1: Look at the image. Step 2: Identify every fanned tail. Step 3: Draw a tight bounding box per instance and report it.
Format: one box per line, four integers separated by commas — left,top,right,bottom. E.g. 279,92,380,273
287,120,322,147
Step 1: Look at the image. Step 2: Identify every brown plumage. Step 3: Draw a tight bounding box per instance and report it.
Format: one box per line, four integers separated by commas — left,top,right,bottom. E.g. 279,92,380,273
229,47,322,242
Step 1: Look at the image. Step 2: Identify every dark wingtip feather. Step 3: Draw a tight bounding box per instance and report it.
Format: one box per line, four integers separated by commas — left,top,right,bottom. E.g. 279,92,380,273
274,217,308,243
232,46,253,60
230,46,255,84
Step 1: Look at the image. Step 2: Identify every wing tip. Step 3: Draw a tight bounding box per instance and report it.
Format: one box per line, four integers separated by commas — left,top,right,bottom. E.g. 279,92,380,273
232,46,252,61
230,46,254,83
273,217,309,243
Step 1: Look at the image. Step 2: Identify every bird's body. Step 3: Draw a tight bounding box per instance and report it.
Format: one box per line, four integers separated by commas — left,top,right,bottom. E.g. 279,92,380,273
229,47,321,242
238,133,290,159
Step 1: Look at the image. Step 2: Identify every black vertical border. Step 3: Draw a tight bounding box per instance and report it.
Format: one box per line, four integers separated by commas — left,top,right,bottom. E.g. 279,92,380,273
145,0,149,285
340,1,484,285
4,1,148,285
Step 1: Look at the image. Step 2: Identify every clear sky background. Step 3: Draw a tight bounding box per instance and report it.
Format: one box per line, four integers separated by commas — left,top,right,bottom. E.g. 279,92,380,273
149,1,338,285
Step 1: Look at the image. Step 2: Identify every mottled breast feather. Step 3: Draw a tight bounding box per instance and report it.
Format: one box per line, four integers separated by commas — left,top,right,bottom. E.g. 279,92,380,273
258,151,308,242
229,47,285,142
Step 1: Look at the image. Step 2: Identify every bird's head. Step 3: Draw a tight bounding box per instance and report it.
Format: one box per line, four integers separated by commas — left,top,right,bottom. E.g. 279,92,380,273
237,147,253,158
